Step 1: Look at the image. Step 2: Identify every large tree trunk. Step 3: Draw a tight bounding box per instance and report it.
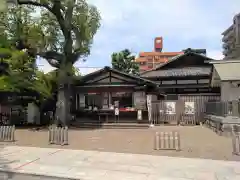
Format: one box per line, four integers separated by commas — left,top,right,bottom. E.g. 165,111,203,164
55,63,72,126
55,85,70,126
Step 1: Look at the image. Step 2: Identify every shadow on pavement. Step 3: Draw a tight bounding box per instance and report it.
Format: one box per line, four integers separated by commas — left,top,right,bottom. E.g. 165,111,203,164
0,144,16,179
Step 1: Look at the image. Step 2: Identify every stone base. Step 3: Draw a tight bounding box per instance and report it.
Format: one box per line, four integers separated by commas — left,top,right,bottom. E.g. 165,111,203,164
204,115,240,137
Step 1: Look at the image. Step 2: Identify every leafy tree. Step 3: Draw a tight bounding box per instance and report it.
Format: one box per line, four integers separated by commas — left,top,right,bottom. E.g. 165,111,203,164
3,0,102,125
0,21,52,103
111,49,139,75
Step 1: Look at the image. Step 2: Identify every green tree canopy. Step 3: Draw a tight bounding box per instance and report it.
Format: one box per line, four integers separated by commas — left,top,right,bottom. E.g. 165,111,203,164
111,49,139,75
0,22,52,101
6,0,101,125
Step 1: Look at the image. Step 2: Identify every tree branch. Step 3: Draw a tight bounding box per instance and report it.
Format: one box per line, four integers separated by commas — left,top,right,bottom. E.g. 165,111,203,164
65,0,75,28
38,51,64,68
17,0,52,12
51,1,68,37
18,0,68,38
38,51,63,60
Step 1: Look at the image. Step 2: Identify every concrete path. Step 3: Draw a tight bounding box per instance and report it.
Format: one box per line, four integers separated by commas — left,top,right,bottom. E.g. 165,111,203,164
0,146,240,180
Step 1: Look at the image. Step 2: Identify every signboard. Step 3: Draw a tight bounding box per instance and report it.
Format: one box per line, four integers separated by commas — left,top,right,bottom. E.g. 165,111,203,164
147,95,152,106
165,102,176,114
79,94,85,107
114,101,119,108
137,110,142,120
184,102,195,114
147,95,152,122
134,92,146,110
115,108,119,116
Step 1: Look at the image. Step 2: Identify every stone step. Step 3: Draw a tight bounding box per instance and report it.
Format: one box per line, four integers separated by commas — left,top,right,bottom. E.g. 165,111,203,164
70,122,150,129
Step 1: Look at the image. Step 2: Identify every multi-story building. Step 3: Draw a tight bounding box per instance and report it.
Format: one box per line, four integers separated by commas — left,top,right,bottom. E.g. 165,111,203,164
135,37,183,72
222,13,240,59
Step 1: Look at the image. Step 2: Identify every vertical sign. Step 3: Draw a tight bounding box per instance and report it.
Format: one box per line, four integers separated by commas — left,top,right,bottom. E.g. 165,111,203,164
115,108,119,116
147,95,152,123
79,94,85,108
137,110,142,120
134,91,146,110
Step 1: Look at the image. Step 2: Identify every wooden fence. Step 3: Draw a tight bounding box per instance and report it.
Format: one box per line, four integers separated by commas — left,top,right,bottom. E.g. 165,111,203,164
48,126,68,145
0,125,15,142
150,95,220,126
154,131,181,151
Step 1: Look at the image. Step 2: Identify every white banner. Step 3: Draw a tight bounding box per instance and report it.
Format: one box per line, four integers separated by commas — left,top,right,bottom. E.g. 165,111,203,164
115,108,119,116
137,110,142,120
165,102,176,114
147,95,152,122
184,102,195,114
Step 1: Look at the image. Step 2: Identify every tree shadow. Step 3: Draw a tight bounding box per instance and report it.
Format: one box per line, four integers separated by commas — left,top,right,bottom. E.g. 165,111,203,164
0,144,18,180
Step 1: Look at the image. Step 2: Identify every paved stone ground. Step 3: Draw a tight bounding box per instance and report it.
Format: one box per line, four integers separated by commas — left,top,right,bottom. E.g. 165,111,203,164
0,171,69,180
0,146,240,180
0,126,239,161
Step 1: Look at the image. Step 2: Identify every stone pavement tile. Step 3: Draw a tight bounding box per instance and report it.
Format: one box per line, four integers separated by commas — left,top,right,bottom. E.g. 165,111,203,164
184,171,217,180
1,148,56,162
88,153,153,167
67,167,107,180
149,157,206,169
46,149,79,159
232,166,240,174
75,160,156,174
16,163,71,175
36,153,82,166
103,170,148,180
147,175,193,180
113,164,156,174
1,146,240,180
215,175,240,180
14,169,70,179
3,159,40,170
155,169,188,178
68,152,95,162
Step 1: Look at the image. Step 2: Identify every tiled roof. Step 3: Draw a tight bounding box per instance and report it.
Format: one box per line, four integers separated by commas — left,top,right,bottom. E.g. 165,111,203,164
140,51,213,76
141,67,212,78
213,62,240,81
76,66,158,86
154,51,212,70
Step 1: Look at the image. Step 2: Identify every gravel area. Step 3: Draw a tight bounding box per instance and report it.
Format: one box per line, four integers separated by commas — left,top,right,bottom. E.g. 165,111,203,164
0,126,239,161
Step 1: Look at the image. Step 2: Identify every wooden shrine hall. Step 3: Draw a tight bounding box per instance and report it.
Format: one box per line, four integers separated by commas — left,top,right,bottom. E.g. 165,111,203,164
72,67,164,124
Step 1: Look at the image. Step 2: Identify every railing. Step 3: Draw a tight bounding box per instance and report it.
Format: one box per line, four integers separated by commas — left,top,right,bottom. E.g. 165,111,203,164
0,125,15,142
48,125,68,145
205,100,240,117
154,131,181,151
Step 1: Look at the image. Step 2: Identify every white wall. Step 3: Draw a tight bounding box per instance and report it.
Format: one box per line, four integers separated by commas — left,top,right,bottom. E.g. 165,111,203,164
221,81,240,101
